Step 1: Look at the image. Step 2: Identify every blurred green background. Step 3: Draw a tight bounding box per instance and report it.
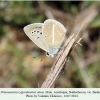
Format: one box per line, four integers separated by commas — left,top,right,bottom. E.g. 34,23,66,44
0,1,100,88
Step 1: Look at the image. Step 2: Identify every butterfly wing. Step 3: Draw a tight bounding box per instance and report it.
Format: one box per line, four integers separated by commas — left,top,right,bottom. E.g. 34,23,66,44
23,23,49,52
43,19,67,49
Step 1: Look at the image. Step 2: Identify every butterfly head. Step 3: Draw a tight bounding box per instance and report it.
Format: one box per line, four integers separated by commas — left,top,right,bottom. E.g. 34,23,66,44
46,47,59,57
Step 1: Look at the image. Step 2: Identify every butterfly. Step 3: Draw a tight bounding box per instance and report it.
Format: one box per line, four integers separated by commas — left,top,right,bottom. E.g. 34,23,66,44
23,19,67,57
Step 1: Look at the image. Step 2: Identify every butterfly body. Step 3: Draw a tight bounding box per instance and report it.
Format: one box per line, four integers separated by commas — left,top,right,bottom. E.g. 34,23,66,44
23,19,67,57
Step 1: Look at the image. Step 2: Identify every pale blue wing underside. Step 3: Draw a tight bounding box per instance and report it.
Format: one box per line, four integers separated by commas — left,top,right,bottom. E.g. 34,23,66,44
23,19,67,57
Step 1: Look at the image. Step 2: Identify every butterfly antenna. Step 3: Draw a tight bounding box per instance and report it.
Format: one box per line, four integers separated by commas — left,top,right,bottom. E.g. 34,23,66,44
33,53,40,58
33,50,45,61
33,50,43,58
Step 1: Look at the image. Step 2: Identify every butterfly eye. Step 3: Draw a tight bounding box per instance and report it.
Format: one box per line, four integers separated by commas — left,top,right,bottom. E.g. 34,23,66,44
46,52,50,57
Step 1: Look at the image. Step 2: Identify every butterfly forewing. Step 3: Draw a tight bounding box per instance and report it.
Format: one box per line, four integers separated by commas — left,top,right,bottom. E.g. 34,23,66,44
23,23,49,52
43,19,67,49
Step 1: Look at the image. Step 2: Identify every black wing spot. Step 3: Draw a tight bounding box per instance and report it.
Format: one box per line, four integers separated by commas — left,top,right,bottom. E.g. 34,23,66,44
37,31,39,33
37,37,39,39
34,31,36,32
32,32,34,33
40,32,42,35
